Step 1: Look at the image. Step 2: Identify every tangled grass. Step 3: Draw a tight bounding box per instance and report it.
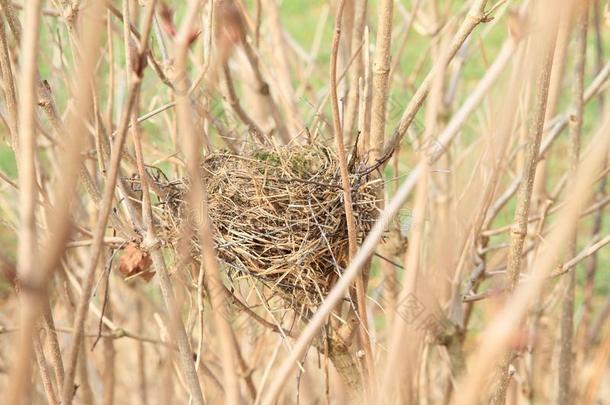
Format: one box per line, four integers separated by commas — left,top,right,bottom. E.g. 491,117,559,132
158,144,381,310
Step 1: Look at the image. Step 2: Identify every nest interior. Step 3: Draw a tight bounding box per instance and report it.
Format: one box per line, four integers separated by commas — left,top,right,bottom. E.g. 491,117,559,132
159,144,380,309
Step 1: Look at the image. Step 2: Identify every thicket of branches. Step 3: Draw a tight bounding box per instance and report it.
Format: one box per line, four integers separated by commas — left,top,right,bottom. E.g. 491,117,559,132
0,0,609,404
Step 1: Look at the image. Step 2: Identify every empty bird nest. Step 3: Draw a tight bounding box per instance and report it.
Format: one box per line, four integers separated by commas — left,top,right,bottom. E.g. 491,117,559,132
155,144,381,310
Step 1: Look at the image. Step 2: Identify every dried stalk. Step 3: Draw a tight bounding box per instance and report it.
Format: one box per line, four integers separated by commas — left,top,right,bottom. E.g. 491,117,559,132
8,1,43,404
77,343,94,404
222,62,267,144
551,234,610,278
41,303,64,392
2,1,610,403
124,1,206,404
366,0,393,344
101,276,115,405
174,1,240,403
558,4,587,403
456,112,610,405
261,0,301,137
357,28,371,155
369,0,393,160
380,163,429,402
476,62,610,239
488,18,557,404
135,299,147,404
383,0,489,159
530,5,572,226
60,2,149,401
1,7,110,398
343,0,367,140
581,0,607,344
0,0,21,38
0,14,17,146
330,0,375,392
34,336,58,405
582,323,610,403
239,37,291,145
2,251,59,405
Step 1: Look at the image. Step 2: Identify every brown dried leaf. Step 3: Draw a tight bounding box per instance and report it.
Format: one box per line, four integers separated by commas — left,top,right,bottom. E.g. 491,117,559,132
119,243,154,282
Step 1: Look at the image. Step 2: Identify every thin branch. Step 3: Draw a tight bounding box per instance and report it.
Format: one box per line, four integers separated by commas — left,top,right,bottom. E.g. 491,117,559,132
382,0,490,160
552,234,610,278
222,62,267,144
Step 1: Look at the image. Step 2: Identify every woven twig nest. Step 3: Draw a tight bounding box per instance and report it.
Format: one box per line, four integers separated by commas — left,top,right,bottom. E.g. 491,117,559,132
160,144,380,309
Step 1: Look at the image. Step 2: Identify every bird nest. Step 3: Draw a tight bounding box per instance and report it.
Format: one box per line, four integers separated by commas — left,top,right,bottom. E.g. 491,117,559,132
157,145,380,310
